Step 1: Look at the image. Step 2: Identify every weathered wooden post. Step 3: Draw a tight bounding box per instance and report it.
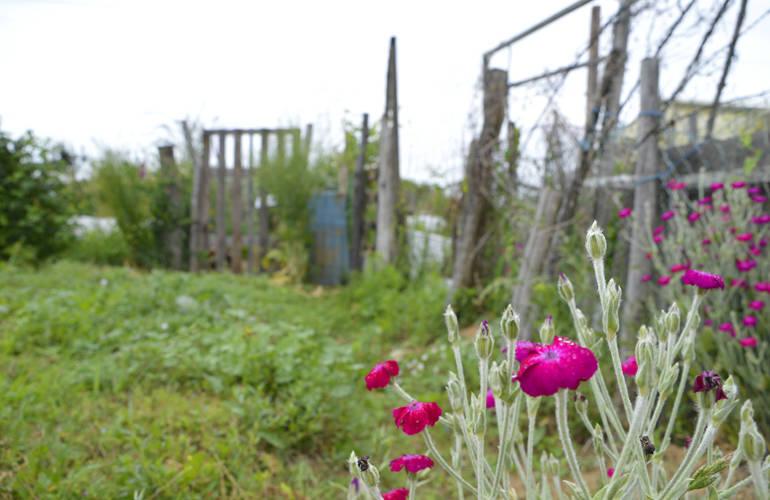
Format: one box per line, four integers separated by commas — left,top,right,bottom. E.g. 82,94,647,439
186,123,202,272
246,134,256,274
216,132,227,271
351,113,369,271
304,123,313,156
230,131,243,273
512,187,561,339
447,68,508,303
158,145,183,270
199,132,211,264
257,131,270,271
623,57,659,340
376,36,401,265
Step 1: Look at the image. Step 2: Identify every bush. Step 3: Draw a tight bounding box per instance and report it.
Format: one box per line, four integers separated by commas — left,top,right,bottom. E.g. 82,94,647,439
634,179,770,433
0,130,74,263
63,228,130,266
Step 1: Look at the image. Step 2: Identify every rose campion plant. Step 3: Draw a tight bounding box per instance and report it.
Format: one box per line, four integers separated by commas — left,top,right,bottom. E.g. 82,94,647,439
347,223,769,500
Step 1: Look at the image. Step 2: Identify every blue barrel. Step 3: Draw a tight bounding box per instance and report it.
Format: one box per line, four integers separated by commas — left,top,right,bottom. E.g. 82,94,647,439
308,191,350,285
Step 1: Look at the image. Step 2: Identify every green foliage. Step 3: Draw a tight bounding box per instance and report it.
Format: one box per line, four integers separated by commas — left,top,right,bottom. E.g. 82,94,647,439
0,129,74,263
63,228,130,266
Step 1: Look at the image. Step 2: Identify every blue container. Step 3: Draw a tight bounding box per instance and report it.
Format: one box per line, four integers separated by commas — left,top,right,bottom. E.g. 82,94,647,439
309,191,350,285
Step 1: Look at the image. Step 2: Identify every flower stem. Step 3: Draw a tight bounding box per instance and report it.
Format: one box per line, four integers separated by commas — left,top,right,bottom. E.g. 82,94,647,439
422,428,477,495
747,460,769,500
477,358,489,499
555,389,591,498
407,474,417,500
660,423,718,499
659,361,690,455
490,402,511,496
607,337,634,422
452,433,465,500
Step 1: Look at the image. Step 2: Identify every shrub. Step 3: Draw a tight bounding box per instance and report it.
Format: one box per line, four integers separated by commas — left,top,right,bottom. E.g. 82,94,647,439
0,130,74,263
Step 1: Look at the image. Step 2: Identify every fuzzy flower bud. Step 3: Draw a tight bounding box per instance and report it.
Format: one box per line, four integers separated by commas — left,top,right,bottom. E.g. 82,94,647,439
712,376,739,424
586,221,607,260
469,393,483,433
574,392,588,416
558,273,575,303
659,362,679,396
474,321,494,360
666,303,680,335
741,400,754,425
446,372,464,412
655,311,669,342
745,423,767,463
604,279,621,338
548,453,561,478
538,315,555,344
488,361,503,398
501,305,520,342
592,424,604,456
444,305,459,344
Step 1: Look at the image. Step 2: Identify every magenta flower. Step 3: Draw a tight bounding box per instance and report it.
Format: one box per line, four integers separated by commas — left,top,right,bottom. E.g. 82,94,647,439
688,212,701,223
710,182,724,191
486,388,495,409
752,215,770,224
512,336,597,397
390,454,434,473
729,227,737,234
621,356,638,376
514,340,537,362
653,226,664,236
654,235,664,243
736,258,757,272
698,196,712,206
661,211,675,221
693,370,727,402
618,207,631,218
732,181,746,188
607,468,615,478
704,319,713,326
754,282,770,292
668,182,686,190
382,488,410,500
702,238,712,246
736,233,753,242
761,238,768,247
753,195,767,203
641,274,652,283
658,276,671,286
749,245,761,256
645,252,653,259
749,300,765,311
731,279,747,288
366,360,400,390
670,263,690,273
665,180,677,189
685,436,692,448
748,187,761,194
740,337,757,348
719,322,736,337
719,205,731,213
393,401,442,435
743,316,757,327
680,269,725,290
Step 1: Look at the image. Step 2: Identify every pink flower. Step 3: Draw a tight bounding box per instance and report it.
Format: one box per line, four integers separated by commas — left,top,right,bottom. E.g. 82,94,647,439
607,468,615,478
701,238,712,246
762,238,768,247
681,269,725,290
748,187,761,194
654,235,664,243
621,356,638,376
645,252,653,259
719,322,735,336
366,360,399,390
641,274,652,283
753,195,767,203
670,263,690,273
658,276,671,286
748,300,765,311
743,316,757,327
661,211,675,221
513,341,537,362
393,401,442,435
693,370,727,402
754,282,770,292
665,180,677,188
486,388,495,409
698,197,712,206
736,258,757,272
390,454,434,473
719,205,731,213
512,336,598,397
732,181,746,188
740,337,757,347
618,207,632,218
736,233,753,242
749,245,761,256
688,213,701,223
667,181,686,190
729,227,737,234
752,215,770,224
382,488,409,500
731,279,747,288
704,319,713,326
685,436,692,448
653,226,664,236
710,182,724,191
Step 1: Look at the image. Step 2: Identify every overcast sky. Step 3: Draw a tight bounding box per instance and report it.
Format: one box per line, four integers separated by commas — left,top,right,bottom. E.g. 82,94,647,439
1,0,769,184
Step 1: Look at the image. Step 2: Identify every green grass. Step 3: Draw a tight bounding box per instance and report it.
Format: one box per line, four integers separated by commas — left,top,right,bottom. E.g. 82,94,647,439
0,260,458,499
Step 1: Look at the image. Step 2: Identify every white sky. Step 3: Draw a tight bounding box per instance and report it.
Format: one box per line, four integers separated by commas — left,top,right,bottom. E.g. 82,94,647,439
1,0,769,184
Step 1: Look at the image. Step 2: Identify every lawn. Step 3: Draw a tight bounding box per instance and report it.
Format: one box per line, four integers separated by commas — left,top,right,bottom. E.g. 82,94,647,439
0,261,457,499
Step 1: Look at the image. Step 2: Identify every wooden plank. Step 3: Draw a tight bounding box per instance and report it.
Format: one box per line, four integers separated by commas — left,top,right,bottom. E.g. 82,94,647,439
246,134,256,274
216,132,227,271
200,133,211,258
351,113,369,271
257,131,270,271
304,123,313,156
623,57,659,340
186,124,202,272
230,131,243,273
158,145,183,270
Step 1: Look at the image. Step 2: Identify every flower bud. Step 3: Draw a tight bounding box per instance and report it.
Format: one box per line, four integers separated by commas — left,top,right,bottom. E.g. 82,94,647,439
740,400,754,425
538,315,555,344
592,424,604,456
489,361,503,397
362,461,380,488
743,421,766,463
558,273,574,303
722,375,738,400
445,305,459,344
659,362,679,396
469,393,483,433
446,372,464,412
586,220,607,260
548,453,561,478
604,279,621,338
501,371,520,405
656,311,669,342
474,321,494,360
574,392,588,416
666,303,680,335
712,376,739,424
501,305,520,342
